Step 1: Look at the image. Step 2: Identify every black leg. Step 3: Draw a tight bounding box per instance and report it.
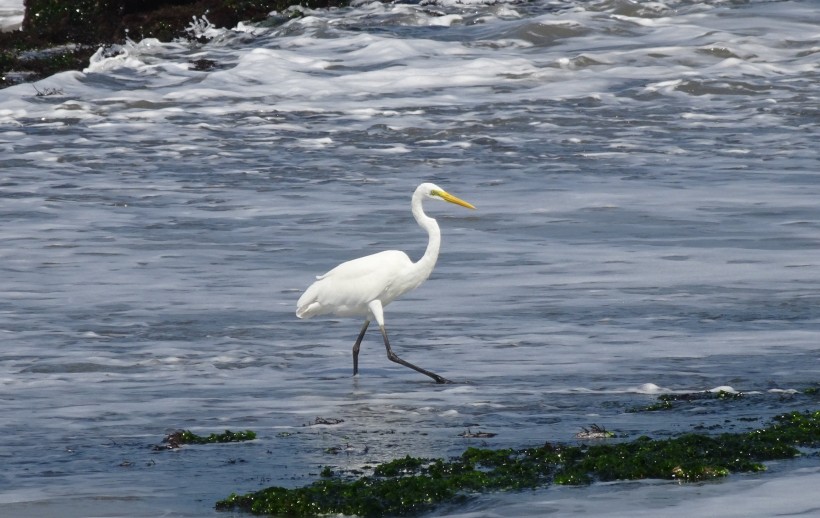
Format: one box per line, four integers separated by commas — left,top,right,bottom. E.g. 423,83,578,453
352,320,370,376
379,325,452,384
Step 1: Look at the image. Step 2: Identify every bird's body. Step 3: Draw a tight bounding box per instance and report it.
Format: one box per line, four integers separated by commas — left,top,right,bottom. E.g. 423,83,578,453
297,250,416,319
296,182,475,383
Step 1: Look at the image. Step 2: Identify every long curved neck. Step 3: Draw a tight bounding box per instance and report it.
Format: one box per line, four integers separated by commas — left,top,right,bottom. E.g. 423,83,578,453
411,190,441,282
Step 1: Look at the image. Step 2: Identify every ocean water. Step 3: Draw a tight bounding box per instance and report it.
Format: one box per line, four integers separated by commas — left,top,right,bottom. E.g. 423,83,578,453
1,0,819,516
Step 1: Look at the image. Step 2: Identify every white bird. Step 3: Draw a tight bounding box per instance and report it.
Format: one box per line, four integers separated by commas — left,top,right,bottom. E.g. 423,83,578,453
296,183,475,383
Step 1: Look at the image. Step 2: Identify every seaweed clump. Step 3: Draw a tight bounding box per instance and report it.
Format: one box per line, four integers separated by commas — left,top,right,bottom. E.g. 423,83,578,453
216,410,820,517
628,389,744,412
156,429,256,450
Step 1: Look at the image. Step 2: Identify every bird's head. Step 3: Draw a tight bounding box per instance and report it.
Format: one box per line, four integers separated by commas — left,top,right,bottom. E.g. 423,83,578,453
419,182,476,210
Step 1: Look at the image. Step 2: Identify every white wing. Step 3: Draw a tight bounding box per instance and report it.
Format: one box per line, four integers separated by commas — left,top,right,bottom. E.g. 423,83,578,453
296,250,413,319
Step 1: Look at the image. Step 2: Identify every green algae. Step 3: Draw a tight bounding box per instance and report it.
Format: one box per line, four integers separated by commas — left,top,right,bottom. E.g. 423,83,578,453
157,429,256,450
630,384,820,413
628,389,744,412
176,429,257,444
216,410,820,516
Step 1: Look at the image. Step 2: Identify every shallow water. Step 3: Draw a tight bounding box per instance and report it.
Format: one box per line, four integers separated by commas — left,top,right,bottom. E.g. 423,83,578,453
1,0,819,516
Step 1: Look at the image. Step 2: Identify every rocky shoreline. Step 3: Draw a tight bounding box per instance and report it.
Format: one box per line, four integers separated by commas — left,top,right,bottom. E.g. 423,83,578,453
1,0,348,88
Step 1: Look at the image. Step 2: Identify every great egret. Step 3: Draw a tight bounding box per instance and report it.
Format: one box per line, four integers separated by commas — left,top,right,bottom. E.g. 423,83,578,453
296,183,475,384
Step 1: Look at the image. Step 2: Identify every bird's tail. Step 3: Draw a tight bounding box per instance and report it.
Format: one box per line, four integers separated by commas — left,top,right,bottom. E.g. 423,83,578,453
296,284,321,319
296,300,323,319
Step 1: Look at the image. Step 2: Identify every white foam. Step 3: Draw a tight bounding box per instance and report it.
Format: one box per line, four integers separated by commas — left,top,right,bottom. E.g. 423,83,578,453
634,383,667,394
0,0,22,32
708,386,738,394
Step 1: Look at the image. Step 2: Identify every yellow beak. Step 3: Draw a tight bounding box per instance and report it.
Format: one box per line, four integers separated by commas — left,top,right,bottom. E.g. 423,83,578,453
437,190,476,210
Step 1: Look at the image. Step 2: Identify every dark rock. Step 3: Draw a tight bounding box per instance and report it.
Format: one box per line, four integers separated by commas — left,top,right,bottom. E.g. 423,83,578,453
2,0,350,88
